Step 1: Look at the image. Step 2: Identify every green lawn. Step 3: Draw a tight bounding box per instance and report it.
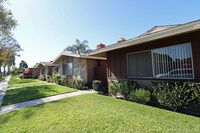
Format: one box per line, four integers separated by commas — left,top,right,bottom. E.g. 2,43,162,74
2,84,77,106
0,94,199,133
0,75,8,82
8,75,40,85
8,82,47,88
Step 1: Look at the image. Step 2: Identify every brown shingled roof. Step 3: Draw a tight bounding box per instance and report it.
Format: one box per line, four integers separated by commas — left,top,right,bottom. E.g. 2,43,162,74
36,62,58,68
138,24,182,38
40,62,53,66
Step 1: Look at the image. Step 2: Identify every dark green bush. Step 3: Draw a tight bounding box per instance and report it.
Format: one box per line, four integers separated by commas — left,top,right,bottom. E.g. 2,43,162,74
54,74,61,85
52,74,57,83
19,75,23,79
69,78,75,88
92,80,102,91
153,82,200,111
118,80,137,100
69,78,85,90
129,88,151,104
40,75,46,81
109,81,118,97
58,79,62,85
75,79,85,90
189,83,200,104
84,83,92,90
46,76,53,83
60,76,70,86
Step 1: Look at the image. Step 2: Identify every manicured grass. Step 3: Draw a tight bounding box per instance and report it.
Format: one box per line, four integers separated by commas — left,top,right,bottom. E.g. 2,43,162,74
8,82,47,88
0,94,199,132
8,75,40,85
0,76,8,82
2,84,77,106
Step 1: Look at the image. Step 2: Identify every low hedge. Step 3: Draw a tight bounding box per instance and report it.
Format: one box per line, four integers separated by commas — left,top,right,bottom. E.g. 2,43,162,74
129,88,151,104
153,82,200,111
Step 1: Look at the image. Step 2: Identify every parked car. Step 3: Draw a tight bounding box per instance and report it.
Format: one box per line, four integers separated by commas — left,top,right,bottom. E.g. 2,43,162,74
156,68,193,78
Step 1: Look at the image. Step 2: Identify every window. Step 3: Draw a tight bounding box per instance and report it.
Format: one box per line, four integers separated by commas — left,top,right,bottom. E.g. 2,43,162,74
41,67,45,75
67,63,73,75
127,51,153,77
63,57,73,76
127,43,194,79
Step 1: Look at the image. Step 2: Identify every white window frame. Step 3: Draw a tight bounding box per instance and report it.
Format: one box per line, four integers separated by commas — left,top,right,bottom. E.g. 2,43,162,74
126,43,194,79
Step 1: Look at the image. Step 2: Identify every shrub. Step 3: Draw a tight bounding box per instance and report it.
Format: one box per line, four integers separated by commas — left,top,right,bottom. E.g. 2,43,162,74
84,83,92,90
92,80,102,92
129,88,151,104
117,80,137,100
46,76,53,83
61,76,70,86
69,78,75,88
153,82,200,111
19,75,23,79
52,74,57,83
74,79,85,90
40,75,46,81
69,77,85,90
109,81,118,97
54,74,61,85
189,83,200,104
41,77,46,81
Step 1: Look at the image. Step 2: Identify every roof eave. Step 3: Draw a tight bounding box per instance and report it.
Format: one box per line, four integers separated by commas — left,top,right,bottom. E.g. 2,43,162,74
89,20,200,56
52,53,107,64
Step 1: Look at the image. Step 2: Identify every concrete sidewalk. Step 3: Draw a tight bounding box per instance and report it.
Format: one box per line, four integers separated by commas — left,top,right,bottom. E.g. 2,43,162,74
0,90,96,115
0,76,11,108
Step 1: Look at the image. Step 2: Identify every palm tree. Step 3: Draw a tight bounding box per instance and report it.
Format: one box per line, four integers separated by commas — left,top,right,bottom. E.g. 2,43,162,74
63,39,89,54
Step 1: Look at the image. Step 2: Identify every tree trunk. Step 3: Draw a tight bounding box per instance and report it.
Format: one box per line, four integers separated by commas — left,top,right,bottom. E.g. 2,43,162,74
7,64,10,75
0,62,2,79
3,64,6,76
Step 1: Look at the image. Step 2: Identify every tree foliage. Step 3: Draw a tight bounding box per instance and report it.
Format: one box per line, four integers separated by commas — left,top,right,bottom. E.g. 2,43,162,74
63,39,89,54
0,0,22,77
33,62,39,68
19,60,28,68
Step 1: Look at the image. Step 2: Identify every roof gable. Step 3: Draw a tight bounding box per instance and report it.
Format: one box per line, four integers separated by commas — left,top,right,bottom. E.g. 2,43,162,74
52,53,106,64
138,25,181,37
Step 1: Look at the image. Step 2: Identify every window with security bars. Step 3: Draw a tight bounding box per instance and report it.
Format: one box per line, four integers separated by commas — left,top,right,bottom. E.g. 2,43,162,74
127,43,194,79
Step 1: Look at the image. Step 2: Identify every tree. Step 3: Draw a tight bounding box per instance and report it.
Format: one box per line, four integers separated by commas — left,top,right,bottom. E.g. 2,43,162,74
33,62,39,68
0,49,9,76
0,1,21,77
5,35,22,74
63,39,89,54
19,60,28,68
0,0,21,78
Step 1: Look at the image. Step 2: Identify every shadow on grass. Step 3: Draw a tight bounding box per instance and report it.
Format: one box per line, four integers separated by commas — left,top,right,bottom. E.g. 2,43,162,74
0,111,19,123
2,85,73,106
0,103,49,124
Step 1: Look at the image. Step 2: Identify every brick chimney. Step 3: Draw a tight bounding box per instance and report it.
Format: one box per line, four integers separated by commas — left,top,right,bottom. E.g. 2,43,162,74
117,38,126,43
97,43,105,49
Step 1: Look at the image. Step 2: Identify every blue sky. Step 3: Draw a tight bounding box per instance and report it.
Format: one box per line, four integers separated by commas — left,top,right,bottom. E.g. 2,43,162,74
8,0,200,67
